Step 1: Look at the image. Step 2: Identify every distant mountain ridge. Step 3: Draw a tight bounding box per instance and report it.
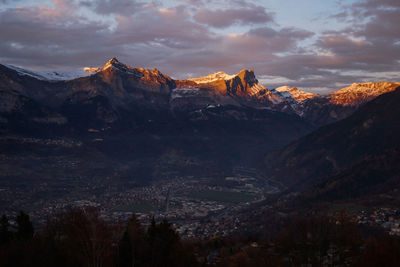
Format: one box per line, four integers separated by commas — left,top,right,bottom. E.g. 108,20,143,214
1,58,398,131
0,58,314,138
329,82,400,106
298,82,400,126
265,86,400,195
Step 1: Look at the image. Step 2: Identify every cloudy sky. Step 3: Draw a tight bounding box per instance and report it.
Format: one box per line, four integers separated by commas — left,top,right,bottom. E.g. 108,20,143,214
0,0,399,92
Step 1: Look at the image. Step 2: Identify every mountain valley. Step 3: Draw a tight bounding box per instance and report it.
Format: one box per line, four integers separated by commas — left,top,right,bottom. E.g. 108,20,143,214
1,58,399,238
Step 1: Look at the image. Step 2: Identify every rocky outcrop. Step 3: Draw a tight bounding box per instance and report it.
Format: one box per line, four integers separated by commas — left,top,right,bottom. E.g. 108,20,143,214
173,69,282,112
186,69,278,100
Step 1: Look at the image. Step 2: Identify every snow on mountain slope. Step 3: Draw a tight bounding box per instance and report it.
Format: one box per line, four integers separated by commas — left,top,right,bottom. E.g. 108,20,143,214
5,64,94,81
171,88,201,99
272,86,318,103
328,82,400,106
188,72,236,84
3,58,166,82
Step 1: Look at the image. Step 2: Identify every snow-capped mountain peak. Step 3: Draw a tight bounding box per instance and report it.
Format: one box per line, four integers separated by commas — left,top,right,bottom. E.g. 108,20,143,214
329,82,400,106
98,57,145,78
272,86,318,103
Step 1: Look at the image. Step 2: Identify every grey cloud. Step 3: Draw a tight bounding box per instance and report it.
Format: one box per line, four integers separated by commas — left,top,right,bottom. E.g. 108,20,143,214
248,27,314,51
0,7,109,48
257,56,398,92
111,6,216,49
0,0,20,3
80,0,147,15
179,0,259,8
194,5,273,28
314,0,400,74
354,0,400,8
0,2,216,70
250,27,313,39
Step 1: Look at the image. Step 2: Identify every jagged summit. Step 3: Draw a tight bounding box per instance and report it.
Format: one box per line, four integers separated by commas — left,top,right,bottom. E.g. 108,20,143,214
96,58,173,82
101,57,130,71
187,69,267,97
176,69,281,104
108,57,119,64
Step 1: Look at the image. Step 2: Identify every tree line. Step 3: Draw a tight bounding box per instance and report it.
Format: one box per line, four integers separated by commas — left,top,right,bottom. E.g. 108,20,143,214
0,208,196,267
1,209,400,266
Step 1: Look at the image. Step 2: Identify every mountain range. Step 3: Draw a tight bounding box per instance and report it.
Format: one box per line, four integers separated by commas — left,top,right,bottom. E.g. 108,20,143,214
1,58,398,134
0,58,314,186
1,57,399,203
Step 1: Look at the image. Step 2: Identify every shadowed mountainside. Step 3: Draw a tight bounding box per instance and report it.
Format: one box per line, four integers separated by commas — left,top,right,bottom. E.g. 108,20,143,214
265,86,400,195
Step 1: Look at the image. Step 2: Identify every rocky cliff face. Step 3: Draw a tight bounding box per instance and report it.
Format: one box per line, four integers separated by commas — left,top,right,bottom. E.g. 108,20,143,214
186,69,280,101
63,58,175,111
172,69,282,114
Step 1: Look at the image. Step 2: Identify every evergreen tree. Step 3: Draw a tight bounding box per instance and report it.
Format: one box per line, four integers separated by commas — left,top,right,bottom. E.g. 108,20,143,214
0,214,11,244
147,216,157,247
118,231,133,267
118,214,148,267
148,218,182,267
16,211,34,240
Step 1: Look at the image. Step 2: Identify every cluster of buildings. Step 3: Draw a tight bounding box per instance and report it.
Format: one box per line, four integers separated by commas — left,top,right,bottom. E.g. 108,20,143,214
356,207,400,236
1,167,272,239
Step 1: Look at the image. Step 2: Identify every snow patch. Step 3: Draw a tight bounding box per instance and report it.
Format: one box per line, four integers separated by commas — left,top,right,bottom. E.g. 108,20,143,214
272,86,317,103
188,72,236,84
171,88,201,99
5,64,93,81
